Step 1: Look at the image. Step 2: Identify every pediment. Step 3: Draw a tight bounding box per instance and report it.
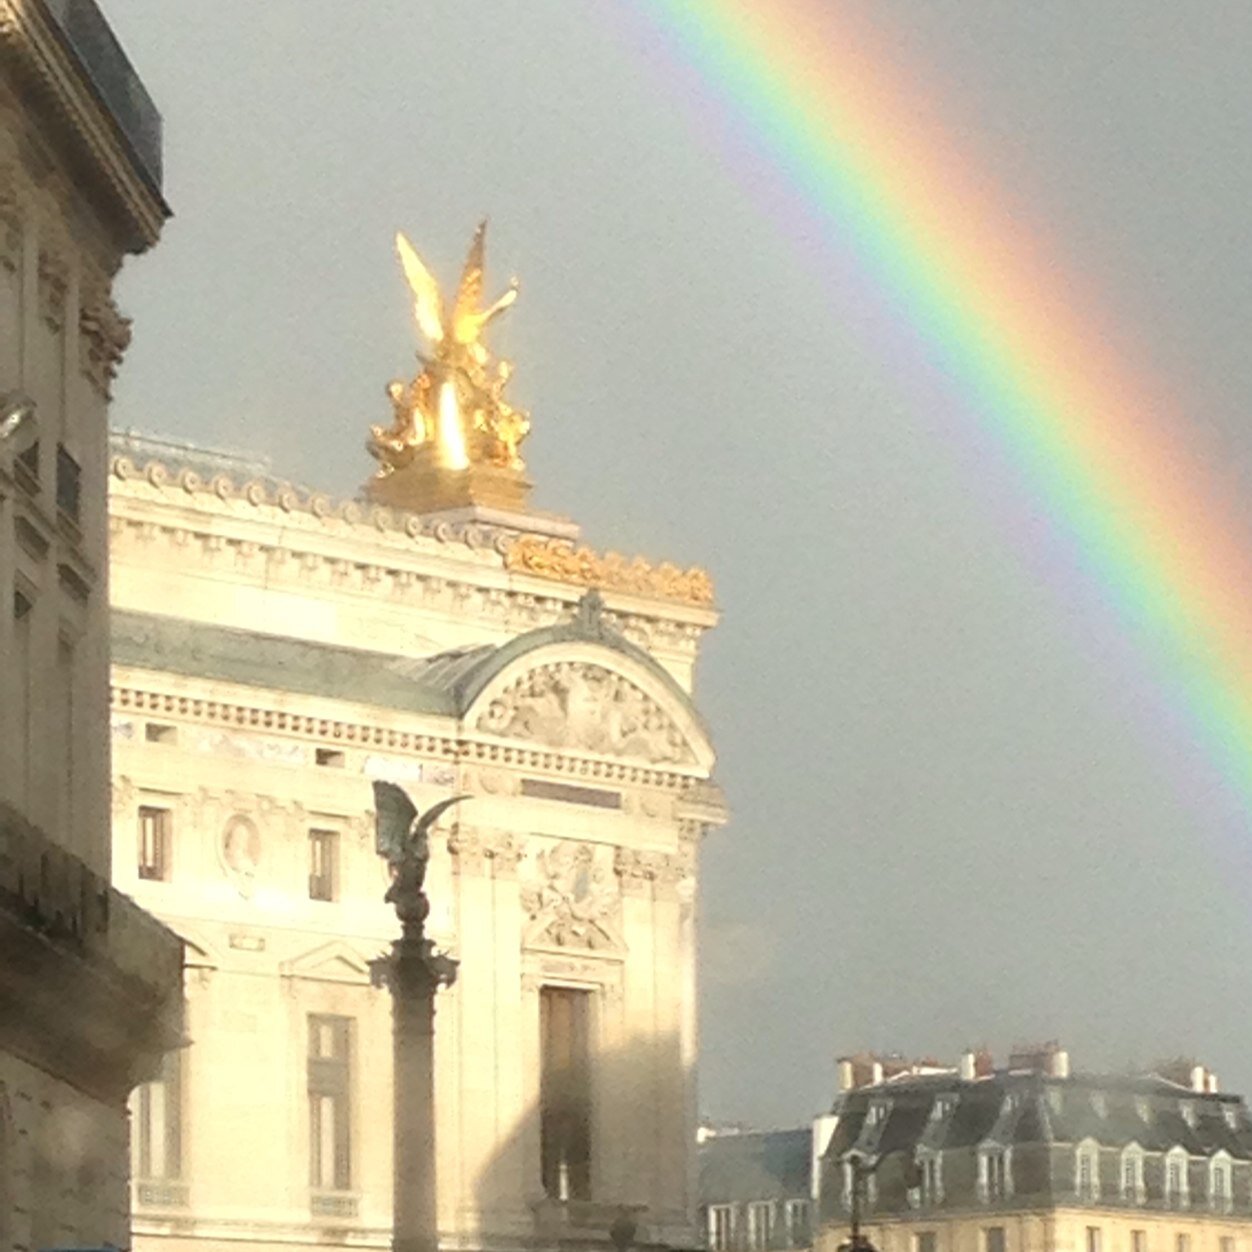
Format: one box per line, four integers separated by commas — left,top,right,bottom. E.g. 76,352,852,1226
467,644,712,770
280,940,373,984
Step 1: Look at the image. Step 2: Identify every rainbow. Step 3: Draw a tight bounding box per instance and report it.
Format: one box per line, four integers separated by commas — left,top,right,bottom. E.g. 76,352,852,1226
630,1,1252,819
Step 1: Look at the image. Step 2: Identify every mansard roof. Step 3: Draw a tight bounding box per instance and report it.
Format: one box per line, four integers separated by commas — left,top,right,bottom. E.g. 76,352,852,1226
112,590,705,738
826,1070,1252,1161
699,1129,812,1204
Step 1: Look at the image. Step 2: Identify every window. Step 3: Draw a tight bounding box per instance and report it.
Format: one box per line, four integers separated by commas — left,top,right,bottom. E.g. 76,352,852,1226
540,986,592,1201
708,1205,734,1252
1224,1107,1241,1131
866,1101,889,1126
1135,1098,1154,1124
1086,1228,1102,1252
145,722,177,745
309,830,339,902
1210,1156,1232,1213
1091,1093,1108,1118
747,1202,773,1251
1165,1150,1189,1209
308,1016,352,1191
784,1200,810,1247
1077,1144,1100,1202
1176,1236,1190,1252
1131,1231,1147,1252
13,592,31,806
15,437,38,485
55,443,81,521
315,748,346,768
980,1149,1010,1202
930,1096,954,1122
1122,1147,1144,1203
132,1049,182,1181
1220,1239,1234,1252
138,806,172,881
919,1152,943,1205
984,1227,1006,1252
915,1234,936,1252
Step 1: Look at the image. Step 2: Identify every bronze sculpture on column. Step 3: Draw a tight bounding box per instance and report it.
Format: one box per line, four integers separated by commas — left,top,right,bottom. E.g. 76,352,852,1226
373,781,468,1252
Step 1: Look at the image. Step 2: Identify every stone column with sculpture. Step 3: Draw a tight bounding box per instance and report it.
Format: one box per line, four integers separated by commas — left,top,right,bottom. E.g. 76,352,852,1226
372,781,468,1252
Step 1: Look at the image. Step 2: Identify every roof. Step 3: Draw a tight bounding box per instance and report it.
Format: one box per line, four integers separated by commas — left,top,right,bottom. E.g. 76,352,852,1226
827,1070,1252,1161
111,589,704,731
700,1129,812,1203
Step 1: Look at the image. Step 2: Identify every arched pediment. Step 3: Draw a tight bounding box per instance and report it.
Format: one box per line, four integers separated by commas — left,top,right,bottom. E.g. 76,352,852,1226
448,591,714,770
470,648,709,769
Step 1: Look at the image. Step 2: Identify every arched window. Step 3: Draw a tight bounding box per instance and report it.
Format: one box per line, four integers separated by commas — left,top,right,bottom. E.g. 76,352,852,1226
1210,1153,1233,1214
1165,1147,1190,1209
1121,1145,1144,1204
1076,1141,1101,1202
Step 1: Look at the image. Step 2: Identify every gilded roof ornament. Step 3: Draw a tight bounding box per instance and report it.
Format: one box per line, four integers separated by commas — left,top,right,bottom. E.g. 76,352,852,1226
504,535,715,607
367,222,532,512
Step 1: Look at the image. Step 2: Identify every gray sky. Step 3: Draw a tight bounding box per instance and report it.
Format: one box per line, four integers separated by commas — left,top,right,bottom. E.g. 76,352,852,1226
104,1,1252,1127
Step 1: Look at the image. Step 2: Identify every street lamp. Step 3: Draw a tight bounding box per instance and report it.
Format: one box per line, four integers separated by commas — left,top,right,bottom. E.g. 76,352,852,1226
0,392,35,442
372,781,469,1252
838,1153,879,1252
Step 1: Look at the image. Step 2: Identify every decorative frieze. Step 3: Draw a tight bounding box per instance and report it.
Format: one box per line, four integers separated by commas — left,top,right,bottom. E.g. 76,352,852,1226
477,662,695,765
447,827,523,879
614,847,690,897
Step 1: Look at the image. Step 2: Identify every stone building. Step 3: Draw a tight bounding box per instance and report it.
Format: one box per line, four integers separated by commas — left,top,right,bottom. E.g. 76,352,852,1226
816,1045,1252,1252
107,246,726,1252
699,1128,814,1252
0,2,183,1248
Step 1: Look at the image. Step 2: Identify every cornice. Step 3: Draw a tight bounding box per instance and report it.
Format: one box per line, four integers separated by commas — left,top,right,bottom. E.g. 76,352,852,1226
109,454,717,646
0,0,167,252
111,674,707,790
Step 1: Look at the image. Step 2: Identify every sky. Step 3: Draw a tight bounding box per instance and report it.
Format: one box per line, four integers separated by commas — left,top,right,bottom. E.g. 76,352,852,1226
102,1,1252,1128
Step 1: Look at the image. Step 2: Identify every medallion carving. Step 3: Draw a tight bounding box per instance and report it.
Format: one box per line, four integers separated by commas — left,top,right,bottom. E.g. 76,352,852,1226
521,840,621,950
478,663,694,765
220,815,262,899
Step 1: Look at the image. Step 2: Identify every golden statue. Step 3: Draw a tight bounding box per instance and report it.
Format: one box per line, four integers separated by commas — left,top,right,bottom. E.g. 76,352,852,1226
367,222,531,495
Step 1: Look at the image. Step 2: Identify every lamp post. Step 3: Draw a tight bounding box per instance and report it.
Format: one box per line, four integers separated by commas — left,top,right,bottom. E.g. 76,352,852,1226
838,1154,879,1252
373,782,468,1252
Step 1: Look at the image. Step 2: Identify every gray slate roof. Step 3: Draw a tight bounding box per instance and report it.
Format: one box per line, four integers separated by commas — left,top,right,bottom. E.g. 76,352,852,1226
700,1130,812,1204
111,591,704,728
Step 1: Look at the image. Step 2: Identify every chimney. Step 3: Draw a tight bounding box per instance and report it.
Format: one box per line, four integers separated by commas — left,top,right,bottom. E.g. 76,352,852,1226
1208,1073,1220,1094
1191,1065,1207,1093
1048,1046,1070,1079
870,1059,884,1086
837,1059,855,1092
959,1050,976,1082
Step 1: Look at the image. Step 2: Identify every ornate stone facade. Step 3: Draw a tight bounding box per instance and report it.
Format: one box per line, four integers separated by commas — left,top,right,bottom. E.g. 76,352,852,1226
0,5,181,1252
109,433,727,1252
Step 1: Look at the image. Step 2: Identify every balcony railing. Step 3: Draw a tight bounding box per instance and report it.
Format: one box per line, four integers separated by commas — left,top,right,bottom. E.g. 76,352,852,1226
39,0,163,191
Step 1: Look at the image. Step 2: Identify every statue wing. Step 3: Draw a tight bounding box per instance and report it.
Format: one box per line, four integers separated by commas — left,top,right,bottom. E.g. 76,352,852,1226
451,221,487,341
396,232,446,344
372,780,419,862
412,793,471,840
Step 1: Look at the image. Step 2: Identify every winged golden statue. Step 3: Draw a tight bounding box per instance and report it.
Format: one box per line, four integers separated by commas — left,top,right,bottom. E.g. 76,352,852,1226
368,222,530,481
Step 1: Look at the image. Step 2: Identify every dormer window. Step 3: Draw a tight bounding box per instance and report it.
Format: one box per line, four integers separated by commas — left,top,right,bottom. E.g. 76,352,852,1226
1210,1154,1233,1214
1165,1147,1190,1209
979,1147,1012,1202
1181,1101,1199,1129
1224,1106,1241,1132
866,1100,890,1127
1135,1097,1154,1123
917,1151,943,1206
1047,1088,1065,1117
1076,1142,1100,1202
1121,1146,1145,1205
1090,1092,1108,1119
929,1096,955,1122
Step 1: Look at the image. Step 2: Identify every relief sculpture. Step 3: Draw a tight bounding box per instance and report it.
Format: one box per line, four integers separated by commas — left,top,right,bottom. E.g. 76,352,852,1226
521,841,620,951
477,663,694,764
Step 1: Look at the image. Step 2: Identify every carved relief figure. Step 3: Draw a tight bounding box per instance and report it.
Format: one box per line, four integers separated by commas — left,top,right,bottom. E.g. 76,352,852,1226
477,663,694,764
221,816,262,899
522,841,619,950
